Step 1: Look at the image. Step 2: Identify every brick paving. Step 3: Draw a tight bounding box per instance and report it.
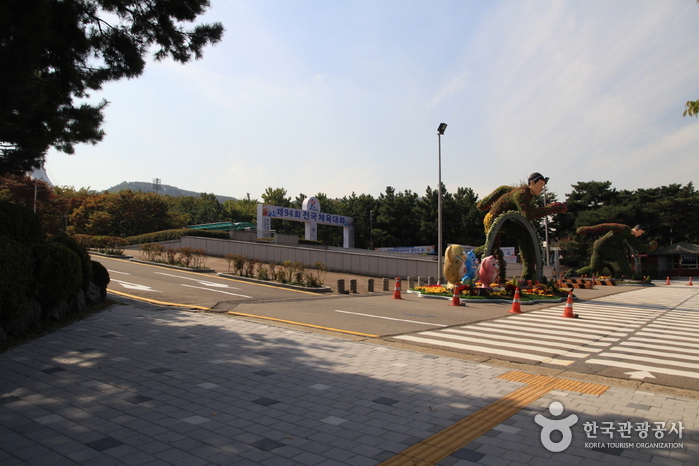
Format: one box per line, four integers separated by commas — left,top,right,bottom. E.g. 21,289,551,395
1,295,697,465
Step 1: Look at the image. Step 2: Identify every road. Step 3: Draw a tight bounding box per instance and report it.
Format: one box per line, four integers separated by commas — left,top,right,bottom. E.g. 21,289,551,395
97,256,699,391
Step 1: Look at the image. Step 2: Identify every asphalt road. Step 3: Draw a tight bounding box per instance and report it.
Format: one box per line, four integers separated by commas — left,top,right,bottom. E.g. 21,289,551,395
96,256,699,392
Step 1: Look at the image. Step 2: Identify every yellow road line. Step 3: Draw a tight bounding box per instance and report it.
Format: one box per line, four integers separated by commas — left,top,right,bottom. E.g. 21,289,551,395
96,255,320,295
108,289,211,311
226,311,379,338
378,371,609,466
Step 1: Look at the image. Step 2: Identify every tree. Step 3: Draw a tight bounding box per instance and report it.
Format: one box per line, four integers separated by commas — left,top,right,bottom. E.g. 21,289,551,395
684,100,699,117
0,0,224,175
336,193,378,249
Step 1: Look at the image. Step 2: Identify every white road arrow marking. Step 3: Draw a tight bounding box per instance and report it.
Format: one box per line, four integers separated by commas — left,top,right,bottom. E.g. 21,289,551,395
181,284,252,299
112,280,160,292
625,370,656,380
154,272,239,288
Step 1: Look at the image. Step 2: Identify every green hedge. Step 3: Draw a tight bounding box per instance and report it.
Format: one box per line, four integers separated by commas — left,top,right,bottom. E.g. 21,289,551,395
126,228,230,244
32,242,83,309
0,237,35,326
51,232,93,292
0,201,43,244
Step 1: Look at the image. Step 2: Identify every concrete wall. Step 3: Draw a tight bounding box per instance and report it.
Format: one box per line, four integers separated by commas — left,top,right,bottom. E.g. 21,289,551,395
179,236,551,280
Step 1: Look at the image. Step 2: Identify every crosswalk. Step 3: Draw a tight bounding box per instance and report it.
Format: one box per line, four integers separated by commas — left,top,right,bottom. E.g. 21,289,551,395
394,287,699,379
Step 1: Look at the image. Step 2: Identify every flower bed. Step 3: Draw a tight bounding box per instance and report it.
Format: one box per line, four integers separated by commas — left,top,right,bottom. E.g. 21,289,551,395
409,280,569,303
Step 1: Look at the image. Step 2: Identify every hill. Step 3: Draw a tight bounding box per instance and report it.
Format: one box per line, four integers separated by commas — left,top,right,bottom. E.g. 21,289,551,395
103,181,237,203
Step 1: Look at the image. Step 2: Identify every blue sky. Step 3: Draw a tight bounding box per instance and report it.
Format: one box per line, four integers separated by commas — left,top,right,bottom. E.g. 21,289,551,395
45,0,699,202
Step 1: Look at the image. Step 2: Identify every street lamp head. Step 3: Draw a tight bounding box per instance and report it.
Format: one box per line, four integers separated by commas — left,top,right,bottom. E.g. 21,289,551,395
437,123,447,135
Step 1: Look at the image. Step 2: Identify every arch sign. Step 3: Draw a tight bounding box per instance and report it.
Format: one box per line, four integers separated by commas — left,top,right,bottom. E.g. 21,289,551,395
256,197,355,248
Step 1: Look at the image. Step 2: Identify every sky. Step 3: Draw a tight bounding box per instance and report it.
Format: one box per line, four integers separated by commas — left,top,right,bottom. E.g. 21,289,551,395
44,0,699,203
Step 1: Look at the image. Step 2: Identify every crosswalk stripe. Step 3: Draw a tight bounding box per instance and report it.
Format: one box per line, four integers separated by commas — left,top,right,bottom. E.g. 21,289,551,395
585,359,699,380
595,352,699,370
475,321,609,338
634,331,697,344
393,335,565,362
441,328,602,353
451,326,608,346
636,329,699,339
506,314,644,330
627,336,699,349
417,331,560,355
620,340,699,354
606,346,699,361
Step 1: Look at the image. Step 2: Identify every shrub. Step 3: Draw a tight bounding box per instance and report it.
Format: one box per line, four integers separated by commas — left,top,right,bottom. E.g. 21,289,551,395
126,228,229,244
50,232,93,292
140,243,164,262
92,236,128,255
305,262,329,287
32,241,82,309
224,254,237,272
91,260,110,289
243,258,257,277
178,247,195,267
0,237,35,327
165,247,178,264
0,201,42,244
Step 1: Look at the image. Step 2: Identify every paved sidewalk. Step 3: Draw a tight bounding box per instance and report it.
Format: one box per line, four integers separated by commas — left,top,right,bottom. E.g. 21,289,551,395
1,301,697,465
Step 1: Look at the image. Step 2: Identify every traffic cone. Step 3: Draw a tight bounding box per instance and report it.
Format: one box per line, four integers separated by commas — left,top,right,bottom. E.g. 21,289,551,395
450,287,464,307
561,290,577,318
509,287,522,313
391,277,402,299
666,276,671,285
689,277,694,286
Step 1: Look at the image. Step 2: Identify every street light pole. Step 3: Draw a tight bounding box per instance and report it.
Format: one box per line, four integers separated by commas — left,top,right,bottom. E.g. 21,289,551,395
437,123,447,284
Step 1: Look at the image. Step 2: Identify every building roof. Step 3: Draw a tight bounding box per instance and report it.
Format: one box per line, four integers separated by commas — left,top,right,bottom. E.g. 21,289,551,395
649,241,699,256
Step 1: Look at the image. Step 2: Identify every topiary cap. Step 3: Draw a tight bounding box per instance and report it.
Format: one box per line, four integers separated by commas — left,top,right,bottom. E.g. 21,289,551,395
528,172,549,184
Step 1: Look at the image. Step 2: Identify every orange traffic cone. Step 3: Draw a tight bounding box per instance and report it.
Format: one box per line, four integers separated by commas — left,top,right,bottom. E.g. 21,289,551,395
689,277,694,286
391,277,402,299
666,276,671,285
561,290,577,318
450,287,464,307
509,287,522,313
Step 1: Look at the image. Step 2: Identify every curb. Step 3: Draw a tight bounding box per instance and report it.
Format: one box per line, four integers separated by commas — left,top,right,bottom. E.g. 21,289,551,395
217,273,332,293
128,258,216,273
88,251,134,260
406,289,570,305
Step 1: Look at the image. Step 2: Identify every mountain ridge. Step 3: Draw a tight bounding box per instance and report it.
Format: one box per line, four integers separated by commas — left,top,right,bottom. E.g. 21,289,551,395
103,181,237,203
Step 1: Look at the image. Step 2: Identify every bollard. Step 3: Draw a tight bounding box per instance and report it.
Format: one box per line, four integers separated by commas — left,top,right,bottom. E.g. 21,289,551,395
418,276,425,287
407,277,416,290
367,279,374,292
382,278,389,291
350,279,357,294
428,276,436,286
337,279,347,294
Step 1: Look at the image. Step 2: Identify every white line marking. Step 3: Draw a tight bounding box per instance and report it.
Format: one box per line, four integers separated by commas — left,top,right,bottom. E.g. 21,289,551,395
438,329,601,354
443,328,604,350
155,272,240,288
476,322,607,338
627,336,699,349
636,329,699,339
606,346,699,361
393,335,559,362
333,310,447,327
112,280,160,292
180,284,252,298
594,352,699,370
108,269,131,275
585,359,699,380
